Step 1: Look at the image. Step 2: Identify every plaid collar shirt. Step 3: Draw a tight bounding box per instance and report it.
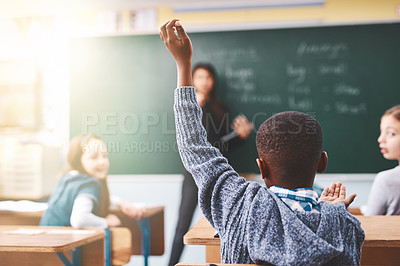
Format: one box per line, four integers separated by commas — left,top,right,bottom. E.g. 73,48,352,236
270,186,321,213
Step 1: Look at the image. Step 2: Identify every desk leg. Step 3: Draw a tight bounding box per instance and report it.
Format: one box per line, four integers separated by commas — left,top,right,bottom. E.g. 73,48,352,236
205,246,221,263
104,228,111,266
72,248,81,266
137,217,150,266
56,252,72,266
56,247,81,266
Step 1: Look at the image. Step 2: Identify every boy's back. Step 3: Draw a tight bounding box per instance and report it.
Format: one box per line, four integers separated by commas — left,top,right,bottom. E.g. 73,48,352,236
174,87,364,265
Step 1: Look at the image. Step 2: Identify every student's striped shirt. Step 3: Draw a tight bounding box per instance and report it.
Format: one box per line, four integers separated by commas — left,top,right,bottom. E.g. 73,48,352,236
270,186,321,213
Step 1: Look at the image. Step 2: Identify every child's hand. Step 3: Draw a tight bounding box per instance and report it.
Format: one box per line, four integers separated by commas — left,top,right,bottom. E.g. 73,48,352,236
318,182,357,208
105,214,122,227
231,115,254,139
119,201,147,219
159,19,192,67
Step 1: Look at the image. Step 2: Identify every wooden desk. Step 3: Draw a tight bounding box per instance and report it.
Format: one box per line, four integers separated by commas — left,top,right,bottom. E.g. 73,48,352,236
184,216,400,265
0,204,165,266
356,215,400,265
0,226,104,266
183,217,220,263
0,210,44,225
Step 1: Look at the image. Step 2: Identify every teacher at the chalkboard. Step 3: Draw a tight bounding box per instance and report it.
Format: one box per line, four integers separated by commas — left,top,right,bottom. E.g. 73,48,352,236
168,62,254,266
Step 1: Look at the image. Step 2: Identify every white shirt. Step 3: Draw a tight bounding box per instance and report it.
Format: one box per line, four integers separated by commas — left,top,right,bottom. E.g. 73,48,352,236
70,194,122,228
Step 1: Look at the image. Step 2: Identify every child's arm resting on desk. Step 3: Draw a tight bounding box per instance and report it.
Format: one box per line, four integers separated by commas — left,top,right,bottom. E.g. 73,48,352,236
111,195,146,219
71,195,122,228
70,195,109,228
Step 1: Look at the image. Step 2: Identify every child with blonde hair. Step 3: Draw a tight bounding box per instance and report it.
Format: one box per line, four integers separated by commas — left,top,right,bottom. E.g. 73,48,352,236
366,105,400,215
41,133,145,228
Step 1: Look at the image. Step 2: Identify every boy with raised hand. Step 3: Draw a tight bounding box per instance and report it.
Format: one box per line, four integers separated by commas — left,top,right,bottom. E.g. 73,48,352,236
160,19,364,265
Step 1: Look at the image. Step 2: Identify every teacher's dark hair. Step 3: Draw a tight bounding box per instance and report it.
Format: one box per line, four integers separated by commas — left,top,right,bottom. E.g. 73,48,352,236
193,62,227,123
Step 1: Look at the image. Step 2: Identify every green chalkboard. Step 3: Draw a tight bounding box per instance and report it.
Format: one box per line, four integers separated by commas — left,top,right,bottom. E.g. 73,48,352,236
70,22,400,174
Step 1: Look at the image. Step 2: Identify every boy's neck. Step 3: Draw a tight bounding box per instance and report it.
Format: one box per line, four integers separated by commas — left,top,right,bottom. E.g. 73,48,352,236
265,176,314,189
270,183,314,190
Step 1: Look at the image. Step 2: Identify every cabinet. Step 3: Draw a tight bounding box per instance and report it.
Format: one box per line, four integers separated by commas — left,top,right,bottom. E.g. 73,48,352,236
0,140,61,200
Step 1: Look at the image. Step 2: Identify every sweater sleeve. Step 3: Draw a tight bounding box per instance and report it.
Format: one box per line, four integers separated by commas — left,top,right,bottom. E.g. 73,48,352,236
174,86,255,232
70,194,108,229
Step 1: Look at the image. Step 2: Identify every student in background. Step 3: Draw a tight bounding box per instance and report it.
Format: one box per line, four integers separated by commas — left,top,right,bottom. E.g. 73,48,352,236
365,105,400,215
168,62,253,265
161,19,364,265
40,133,146,228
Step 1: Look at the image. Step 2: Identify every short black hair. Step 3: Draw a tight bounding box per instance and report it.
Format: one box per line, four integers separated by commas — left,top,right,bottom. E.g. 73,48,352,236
256,111,323,183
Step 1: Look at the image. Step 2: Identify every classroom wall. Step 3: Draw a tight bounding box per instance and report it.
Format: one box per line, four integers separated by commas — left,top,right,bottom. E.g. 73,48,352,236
157,0,400,30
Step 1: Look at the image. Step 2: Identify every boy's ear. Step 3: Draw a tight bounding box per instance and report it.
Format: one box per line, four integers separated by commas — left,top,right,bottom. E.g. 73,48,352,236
317,151,328,173
256,158,269,179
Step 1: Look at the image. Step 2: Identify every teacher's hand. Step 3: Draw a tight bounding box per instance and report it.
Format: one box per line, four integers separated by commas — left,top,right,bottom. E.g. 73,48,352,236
232,115,254,139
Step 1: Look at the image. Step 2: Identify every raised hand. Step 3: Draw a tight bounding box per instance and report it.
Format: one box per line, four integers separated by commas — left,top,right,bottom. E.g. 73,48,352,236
159,19,193,87
231,115,254,139
318,181,357,208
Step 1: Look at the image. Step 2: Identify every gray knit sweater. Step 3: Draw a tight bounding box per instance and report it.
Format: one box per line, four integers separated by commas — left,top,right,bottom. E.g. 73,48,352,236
174,86,364,265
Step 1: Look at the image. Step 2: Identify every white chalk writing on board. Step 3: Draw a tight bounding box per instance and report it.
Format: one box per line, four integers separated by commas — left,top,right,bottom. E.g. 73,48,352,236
296,42,349,59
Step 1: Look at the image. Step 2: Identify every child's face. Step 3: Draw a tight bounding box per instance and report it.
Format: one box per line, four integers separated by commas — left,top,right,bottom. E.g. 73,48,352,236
378,115,400,162
80,139,110,179
193,68,214,98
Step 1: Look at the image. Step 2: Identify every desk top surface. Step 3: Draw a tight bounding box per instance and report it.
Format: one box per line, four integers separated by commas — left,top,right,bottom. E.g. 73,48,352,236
184,217,219,246
185,215,400,247
0,203,164,218
355,215,400,247
0,226,104,252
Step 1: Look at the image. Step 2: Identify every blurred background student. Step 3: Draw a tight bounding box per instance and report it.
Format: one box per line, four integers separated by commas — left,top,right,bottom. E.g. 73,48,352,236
168,62,254,266
40,133,146,228
365,105,400,215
